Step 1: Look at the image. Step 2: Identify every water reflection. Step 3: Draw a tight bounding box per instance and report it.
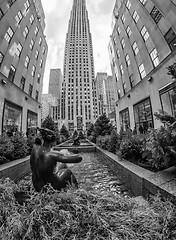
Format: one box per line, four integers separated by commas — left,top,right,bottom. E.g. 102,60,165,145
68,152,131,197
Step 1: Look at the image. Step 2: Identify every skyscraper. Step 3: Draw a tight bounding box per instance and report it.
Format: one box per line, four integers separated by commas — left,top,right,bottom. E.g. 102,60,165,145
61,0,97,133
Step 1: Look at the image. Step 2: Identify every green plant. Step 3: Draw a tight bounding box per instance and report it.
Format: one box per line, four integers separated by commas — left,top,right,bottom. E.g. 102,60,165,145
87,123,94,137
107,129,120,153
10,132,28,160
78,131,85,139
96,135,110,150
0,133,14,161
60,124,70,140
26,132,36,155
72,130,78,139
94,113,113,137
120,135,143,162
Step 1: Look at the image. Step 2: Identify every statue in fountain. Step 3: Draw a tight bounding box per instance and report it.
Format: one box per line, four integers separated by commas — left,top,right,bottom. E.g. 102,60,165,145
72,135,80,146
30,128,82,192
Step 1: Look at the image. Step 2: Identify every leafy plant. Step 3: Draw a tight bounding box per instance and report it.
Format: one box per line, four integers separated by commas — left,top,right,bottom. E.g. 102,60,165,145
60,124,70,140
120,135,143,162
41,115,56,131
94,113,113,137
96,135,110,150
87,123,94,137
107,129,120,153
10,132,28,160
0,133,14,161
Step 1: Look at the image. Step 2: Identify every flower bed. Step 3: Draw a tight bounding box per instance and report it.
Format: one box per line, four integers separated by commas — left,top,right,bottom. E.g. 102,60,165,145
0,177,176,239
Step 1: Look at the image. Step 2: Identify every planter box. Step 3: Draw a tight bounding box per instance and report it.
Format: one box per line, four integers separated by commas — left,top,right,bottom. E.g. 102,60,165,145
95,145,176,203
0,156,31,182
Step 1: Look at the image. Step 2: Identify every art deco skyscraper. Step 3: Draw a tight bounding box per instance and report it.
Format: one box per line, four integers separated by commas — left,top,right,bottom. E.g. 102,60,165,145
61,0,97,133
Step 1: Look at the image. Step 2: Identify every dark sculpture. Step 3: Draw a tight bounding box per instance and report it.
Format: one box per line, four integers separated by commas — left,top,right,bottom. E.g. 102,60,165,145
72,136,80,146
30,128,82,192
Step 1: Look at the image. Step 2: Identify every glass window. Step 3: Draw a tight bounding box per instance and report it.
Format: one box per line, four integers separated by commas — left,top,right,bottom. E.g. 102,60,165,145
141,26,150,41
24,55,29,68
8,65,16,82
160,82,176,117
121,14,126,23
139,0,147,5
16,43,22,57
20,76,25,90
34,27,39,35
31,65,35,76
23,26,29,38
35,90,39,101
125,54,130,66
30,39,34,50
126,26,132,37
126,0,131,9
4,27,14,43
29,84,33,96
30,14,34,24
3,101,22,135
132,41,139,55
39,37,42,46
35,50,39,59
139,63,146,79
119,108,130,131
116,49,120,59
132,11,139,23
15,11,23,24
133,97,153,133
150,48,159,67
0,52,4,66
120,64,124,75
27,110,38,134
37,73,41,83
164,28,176,51
129,74,135,88
117,26,121,35
150,6,162,24
121,38,125,49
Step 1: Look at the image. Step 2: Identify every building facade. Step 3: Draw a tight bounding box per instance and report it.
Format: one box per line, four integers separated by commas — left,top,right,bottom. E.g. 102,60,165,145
0,0,47,135
61,0,98,133
109,0,176,132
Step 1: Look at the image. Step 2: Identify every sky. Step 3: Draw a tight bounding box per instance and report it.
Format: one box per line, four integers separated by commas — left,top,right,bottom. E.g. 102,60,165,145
41,0,115,94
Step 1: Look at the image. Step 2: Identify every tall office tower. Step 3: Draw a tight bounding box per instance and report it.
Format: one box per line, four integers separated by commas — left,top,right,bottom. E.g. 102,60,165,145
95,72,107,116
0,0,48,135
48,69,62,127
61,0,97,133
109,0,176,132
104,76,115,115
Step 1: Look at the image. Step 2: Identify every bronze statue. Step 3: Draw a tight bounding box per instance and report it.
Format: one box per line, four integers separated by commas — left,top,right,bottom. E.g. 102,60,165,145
30,128,82,192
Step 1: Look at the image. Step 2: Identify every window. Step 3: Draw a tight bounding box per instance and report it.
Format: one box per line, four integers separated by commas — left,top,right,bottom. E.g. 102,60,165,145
35,90,39,101
132,42,139,55
30,39,34,50
42,46,46,54
23,26,29,38
30,14,34,24
113,36,117,45
39,59,43,68
119,108,130,131
121,38,125,49
37,74,41,83
20,76,25,90
138,63,146,79
7,0,16,7
16,43,22,57
39,37,42,46
0,8,4,20
141,26,149,41
139,0,147,5
29,84,33,97
126,26,132,37
132,11,139,23
24,0,30,11
129,74,135,88
133,97,153,132
0,52,4,66
126,0,131,9
120,64,124,75
123,81,127,94
31,65,36,77
121,14,126,23
34,27,39,35
164,28,176,51
4,27,14,43
24,55,29,68
125,54,130,66
150,6,162,24
150,48,159,67
35,50,39,59
15,11,23,24
117,26,121,35
8,65,16,82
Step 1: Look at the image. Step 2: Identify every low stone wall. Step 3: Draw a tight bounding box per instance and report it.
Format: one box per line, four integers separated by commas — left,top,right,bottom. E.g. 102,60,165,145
96,146,176,203
0,156,31,182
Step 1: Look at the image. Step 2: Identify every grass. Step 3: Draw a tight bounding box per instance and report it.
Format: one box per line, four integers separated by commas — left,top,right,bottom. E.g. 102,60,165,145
0,177,176,239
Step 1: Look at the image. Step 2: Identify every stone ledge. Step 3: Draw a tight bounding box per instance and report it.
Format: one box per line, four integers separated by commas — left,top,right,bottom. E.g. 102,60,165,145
95,145,176,202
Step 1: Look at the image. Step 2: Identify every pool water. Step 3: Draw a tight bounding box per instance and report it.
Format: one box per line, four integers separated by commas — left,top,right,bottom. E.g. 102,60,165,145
63,152,131,197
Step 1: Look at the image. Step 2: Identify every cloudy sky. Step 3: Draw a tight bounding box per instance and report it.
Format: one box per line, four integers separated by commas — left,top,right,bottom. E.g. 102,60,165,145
41,0,115,93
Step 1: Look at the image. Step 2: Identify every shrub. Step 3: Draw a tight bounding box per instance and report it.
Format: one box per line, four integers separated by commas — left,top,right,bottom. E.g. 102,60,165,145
0,133,14,161
120,135,143,162
26,133,36,155
96,135,110,150
10,132,28,160
107,129,120,154
78,131,85,139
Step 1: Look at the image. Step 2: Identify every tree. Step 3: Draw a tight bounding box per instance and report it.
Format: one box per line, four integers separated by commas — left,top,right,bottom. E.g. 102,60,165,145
41,116,56,131
107,129,120,154
72,130,78,139
94,113,113,137
60,124,69,140
87,123,94,137
167,62,176,80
